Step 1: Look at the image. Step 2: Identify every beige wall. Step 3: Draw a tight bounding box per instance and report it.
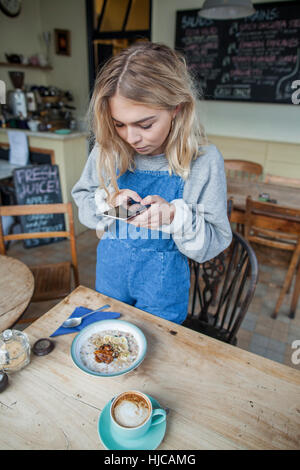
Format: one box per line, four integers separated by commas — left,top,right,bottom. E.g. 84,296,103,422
39,0,90,129
208,134,300,179
152,0,300,146
0,0,90,128
0,0,46,86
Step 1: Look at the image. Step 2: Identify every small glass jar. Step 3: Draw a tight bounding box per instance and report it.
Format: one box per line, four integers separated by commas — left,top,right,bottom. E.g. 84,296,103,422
0,329,31,373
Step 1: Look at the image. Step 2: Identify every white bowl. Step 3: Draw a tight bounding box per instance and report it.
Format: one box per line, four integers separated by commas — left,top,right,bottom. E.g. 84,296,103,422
70,319,147,377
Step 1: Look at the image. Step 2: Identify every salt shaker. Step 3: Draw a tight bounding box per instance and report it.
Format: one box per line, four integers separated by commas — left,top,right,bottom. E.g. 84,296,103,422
0,329,31,373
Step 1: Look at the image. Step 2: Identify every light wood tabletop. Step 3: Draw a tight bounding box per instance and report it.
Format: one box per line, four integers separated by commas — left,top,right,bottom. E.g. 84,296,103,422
0,285,299,450
227,179,300,225
0,255,34,332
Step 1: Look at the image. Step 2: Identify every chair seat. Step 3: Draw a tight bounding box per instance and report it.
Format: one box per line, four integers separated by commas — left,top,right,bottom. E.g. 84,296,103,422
0,202,79,308
30,262,72,301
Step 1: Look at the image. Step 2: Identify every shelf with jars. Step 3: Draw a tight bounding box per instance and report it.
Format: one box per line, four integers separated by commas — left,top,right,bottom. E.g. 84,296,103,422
0,62,52,71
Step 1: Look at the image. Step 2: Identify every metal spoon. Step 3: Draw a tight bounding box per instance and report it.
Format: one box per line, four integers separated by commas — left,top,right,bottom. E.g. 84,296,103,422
62,304,111,328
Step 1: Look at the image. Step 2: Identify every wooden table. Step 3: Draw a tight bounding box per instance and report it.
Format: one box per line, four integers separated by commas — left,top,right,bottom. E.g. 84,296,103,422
0,285,299,450
0,255,34,332
227,178,300,225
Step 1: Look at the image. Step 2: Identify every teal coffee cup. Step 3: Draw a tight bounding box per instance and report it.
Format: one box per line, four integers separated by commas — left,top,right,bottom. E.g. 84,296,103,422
110,390,166,440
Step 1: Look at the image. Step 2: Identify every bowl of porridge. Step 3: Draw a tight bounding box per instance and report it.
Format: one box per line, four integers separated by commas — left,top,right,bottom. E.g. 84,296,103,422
70,320,147,377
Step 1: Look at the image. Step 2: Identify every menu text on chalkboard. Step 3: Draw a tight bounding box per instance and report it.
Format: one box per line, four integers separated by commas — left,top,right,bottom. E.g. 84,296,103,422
175,2,300,103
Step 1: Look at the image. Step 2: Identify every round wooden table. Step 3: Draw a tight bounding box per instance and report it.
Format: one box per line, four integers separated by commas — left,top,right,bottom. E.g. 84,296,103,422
0,255,35,332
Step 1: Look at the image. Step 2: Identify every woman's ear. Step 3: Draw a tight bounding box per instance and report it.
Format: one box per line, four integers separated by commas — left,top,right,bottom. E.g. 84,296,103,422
172,104,182,119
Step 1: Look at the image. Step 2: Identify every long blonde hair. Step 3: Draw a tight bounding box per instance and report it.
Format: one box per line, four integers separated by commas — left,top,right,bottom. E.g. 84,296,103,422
88,41,207,193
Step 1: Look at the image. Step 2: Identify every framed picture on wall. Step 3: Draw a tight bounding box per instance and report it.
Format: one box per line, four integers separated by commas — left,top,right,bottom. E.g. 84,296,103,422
54,29,71,56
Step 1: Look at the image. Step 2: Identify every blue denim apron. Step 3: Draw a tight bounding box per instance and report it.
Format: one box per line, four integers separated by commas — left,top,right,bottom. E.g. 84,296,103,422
95,168,190,324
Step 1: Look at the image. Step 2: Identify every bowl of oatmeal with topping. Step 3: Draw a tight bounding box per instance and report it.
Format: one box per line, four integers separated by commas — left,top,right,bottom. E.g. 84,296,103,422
70,320,147,377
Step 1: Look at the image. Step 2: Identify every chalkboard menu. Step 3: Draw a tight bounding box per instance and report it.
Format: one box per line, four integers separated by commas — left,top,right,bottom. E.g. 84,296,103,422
175,2,300,103
13,164,65,248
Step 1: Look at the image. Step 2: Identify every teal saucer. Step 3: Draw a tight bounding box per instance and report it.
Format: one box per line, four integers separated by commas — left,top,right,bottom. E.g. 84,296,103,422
98,395,167,450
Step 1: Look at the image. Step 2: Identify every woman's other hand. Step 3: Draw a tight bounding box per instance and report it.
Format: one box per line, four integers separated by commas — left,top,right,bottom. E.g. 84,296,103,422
108,188,142,208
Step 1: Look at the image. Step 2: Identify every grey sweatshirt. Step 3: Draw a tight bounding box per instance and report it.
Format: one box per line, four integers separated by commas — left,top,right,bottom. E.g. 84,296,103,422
71,143,232,263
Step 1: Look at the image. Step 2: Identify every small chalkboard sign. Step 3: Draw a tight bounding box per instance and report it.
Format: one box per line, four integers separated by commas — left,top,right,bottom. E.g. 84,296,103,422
13,164,65,248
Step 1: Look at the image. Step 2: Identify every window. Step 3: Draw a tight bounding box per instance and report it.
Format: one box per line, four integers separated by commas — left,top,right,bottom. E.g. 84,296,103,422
86,0,152,93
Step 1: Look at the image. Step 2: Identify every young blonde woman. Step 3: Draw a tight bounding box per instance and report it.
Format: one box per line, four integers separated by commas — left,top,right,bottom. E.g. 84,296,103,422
72,42,232,324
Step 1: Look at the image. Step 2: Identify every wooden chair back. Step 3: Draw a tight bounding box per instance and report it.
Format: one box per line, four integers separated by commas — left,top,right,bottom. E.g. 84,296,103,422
244,196,300,243
264,174,300,188
184,231,258,345
244,196,300,318
0,202,79,300
225,159,263,182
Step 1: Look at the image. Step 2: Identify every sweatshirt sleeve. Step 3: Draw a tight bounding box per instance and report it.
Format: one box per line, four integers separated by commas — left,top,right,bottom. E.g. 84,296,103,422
71,144,115,231
160,144,232,263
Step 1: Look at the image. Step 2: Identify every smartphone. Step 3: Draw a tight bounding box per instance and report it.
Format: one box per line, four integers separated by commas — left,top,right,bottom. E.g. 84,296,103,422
102,203,150,221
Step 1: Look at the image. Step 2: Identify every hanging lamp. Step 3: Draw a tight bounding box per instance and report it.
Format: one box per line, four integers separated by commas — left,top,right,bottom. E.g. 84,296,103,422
199,0,255,20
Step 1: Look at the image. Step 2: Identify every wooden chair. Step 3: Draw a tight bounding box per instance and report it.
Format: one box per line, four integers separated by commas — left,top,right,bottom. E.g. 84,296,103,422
244,196,300,319
187,197,234,312
0,202,79,302
264,174,300,189
183,231,258,345
225,159,263,182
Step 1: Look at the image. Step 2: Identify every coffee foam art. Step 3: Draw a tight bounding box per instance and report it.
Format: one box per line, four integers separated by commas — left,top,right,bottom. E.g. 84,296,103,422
113,394,150,428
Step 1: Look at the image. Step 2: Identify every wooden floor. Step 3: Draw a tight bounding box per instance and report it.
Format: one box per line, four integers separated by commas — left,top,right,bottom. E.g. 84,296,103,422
6,229,300,371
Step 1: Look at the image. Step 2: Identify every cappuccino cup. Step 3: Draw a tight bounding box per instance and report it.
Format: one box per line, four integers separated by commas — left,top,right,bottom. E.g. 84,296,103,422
110,390,166,440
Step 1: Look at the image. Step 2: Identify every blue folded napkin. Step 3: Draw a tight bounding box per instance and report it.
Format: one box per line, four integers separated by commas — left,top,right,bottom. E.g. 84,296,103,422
50,306,121,337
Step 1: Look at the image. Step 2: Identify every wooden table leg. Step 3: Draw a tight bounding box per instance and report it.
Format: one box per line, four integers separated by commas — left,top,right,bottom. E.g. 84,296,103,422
272,246,300,319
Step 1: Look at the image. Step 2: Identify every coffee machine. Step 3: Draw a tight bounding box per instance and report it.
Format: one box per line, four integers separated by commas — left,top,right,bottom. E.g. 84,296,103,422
8,71,27,119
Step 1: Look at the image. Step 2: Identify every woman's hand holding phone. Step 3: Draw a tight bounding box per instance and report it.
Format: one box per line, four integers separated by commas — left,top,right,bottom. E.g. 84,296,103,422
127,195,175,229
107,190,175,228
